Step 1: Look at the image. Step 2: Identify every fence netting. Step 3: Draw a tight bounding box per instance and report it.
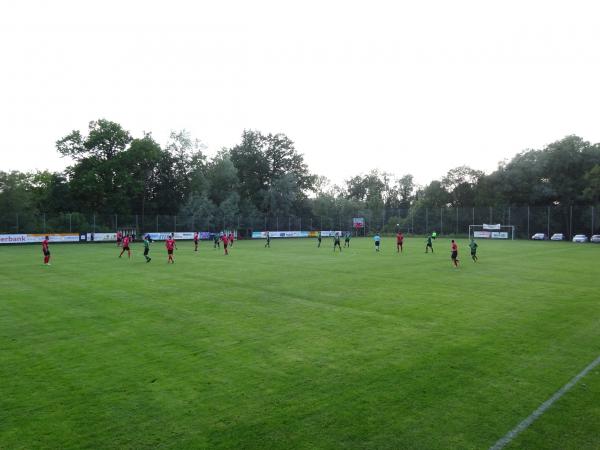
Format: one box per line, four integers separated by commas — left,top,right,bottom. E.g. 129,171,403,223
1,206,599,239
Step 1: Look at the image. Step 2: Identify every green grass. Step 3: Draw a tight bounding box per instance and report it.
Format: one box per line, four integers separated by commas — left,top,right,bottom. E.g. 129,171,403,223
1,237,599,449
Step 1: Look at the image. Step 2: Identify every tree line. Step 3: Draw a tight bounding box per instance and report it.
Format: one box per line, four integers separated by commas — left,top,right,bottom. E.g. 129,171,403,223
1,119,600,230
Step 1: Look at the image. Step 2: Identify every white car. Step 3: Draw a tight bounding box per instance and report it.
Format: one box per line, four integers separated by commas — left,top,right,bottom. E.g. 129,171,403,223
531,233,546,240
590,234,600,243
572,234,589,243
550,233,564,241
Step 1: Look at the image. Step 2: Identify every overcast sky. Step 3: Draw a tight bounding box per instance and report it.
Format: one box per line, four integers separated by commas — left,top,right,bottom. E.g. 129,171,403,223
1,0,599,187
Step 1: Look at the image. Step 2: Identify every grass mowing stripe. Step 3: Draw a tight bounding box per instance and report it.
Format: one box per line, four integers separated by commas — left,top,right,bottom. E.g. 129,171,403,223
490,354,600,450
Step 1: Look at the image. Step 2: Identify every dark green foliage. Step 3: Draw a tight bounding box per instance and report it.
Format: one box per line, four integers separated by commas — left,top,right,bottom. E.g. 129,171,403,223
3,121,600,230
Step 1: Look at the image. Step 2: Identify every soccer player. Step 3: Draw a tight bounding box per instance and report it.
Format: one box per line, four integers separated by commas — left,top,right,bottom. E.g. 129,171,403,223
396,231,404,253
265,231,270,248
222,233,229,255
228,232,234,247
143,234,152,262
317,231,322,248
119,235,131,259
469,238,478,262
194,231,199,252
425,235,434,253
373,233,381,252
166,234,176,263
165,234,177,264
213,233,220,249
451,239,459,267
333,232,342,252
344,231,351,247
42,235,51,265
116,230,122,247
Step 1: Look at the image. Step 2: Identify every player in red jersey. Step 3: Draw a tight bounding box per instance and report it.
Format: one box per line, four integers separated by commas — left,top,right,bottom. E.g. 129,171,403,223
228,232,234,247
194,231,199,252
166,235,177,263
451,239,459,268
396,231,404,253
42,236,51,265
221,233,229,255
119,235,131,259
116,231,122,247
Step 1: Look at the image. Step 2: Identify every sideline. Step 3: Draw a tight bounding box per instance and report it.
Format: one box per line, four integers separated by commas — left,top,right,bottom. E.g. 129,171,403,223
490,354,600,450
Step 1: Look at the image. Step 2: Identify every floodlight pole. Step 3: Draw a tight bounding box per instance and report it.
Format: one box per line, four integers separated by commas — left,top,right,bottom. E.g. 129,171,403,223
527,206,530,238
547,206,550,237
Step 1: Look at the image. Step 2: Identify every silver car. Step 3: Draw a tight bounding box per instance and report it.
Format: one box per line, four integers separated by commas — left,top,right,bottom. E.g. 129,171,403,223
590,234,600,243
550,233,564,241
572,234,589,243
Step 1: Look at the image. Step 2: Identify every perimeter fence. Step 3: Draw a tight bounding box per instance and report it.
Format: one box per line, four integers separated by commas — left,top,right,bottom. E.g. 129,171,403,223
1,205,599,239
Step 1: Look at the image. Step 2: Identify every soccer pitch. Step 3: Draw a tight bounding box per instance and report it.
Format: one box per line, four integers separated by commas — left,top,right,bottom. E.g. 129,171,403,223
1,237,599,449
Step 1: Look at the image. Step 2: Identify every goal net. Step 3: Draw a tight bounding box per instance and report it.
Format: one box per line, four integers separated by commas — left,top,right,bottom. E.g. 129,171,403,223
468,224,515,240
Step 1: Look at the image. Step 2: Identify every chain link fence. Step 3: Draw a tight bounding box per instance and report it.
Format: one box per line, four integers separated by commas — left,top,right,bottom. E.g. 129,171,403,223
1,206,599,239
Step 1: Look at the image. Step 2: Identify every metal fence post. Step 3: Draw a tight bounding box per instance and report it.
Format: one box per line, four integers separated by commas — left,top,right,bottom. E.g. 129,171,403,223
93,214,96,233
156,215,159,232
174,215,177,232
527,206,530,238
472,207,474,225
276,216,279,230
547,206,550,237
455,207,458,235
16,213,19,233
569,205,573,239
425,208,428,234
43,213,46,233
69,213,72,232
508,206,511,225
592,206,595,234
440,207,443,235
136,214,139,232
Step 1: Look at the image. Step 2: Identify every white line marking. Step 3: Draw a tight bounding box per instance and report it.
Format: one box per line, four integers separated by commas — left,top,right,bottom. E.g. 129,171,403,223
490,354,600,450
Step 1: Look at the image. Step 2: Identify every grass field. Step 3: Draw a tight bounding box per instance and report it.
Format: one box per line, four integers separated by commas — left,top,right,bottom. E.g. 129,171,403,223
1,237,599,449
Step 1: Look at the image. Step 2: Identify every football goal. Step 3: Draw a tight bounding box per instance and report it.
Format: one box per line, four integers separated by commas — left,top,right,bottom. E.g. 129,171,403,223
469,224,515,240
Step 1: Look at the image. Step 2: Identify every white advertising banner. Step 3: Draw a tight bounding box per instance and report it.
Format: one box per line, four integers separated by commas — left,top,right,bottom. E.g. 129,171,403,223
251,230,343,239
147,232,196,241
0,234,28,244
483,224,501,230
87,232,117,242
473,231,491,238
491,231,509,239
0,233,80,244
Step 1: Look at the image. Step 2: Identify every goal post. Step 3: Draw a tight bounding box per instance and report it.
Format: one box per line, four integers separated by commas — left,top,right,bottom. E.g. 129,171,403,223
469,224,515,240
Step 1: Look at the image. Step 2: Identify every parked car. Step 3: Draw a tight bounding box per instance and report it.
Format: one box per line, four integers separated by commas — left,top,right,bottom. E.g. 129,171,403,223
550,233,565,241
531,233,547,240
572,234,589,243
590,234,600,243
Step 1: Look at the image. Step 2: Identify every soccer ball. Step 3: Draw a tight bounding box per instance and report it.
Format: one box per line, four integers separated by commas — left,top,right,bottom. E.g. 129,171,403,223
396,224,399,227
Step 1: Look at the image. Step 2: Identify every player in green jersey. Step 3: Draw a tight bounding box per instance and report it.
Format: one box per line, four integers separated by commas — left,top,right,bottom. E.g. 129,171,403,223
317,231,322,248
143,235,152,263
344,231,351,247
425,235,434,253
469,238,478,262
265,231,271,248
